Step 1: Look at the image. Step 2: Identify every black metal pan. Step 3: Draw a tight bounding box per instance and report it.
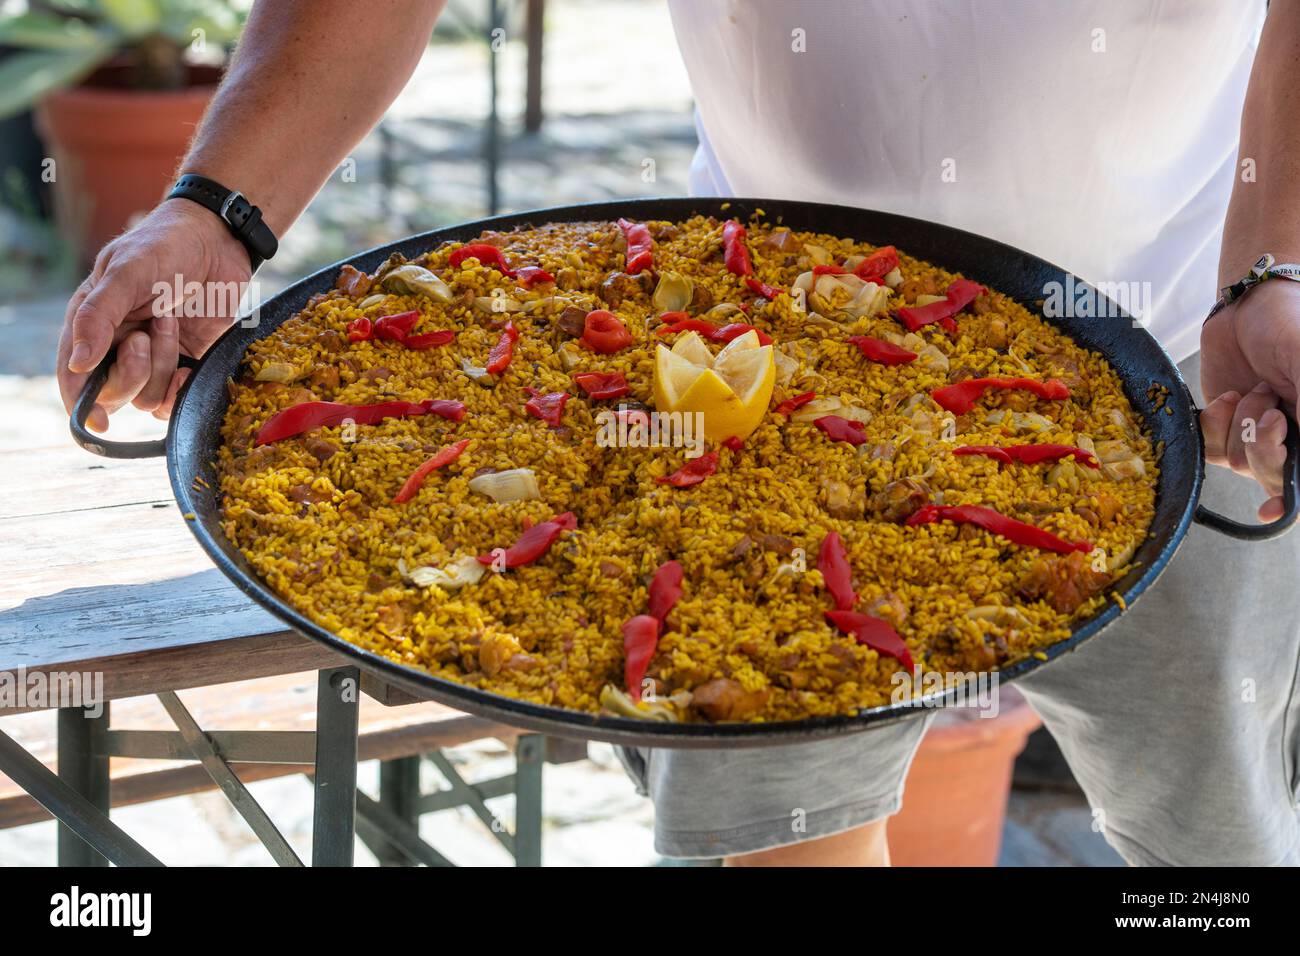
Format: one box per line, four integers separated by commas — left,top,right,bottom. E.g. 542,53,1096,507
69,198,1299,747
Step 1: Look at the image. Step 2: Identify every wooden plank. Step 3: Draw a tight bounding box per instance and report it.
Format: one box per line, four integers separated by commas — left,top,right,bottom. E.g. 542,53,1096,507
0,489,296,674
0,444,173,520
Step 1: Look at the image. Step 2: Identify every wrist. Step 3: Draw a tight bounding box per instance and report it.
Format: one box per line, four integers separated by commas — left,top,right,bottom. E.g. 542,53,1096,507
159,198,255,275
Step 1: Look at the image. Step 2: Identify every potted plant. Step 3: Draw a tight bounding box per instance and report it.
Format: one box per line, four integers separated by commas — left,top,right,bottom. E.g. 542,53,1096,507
887,685,1042,866
0,1,246,263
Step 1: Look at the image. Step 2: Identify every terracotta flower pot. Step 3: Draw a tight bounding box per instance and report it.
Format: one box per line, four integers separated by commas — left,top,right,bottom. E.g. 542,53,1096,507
34,64,220,265
887,686,1041,866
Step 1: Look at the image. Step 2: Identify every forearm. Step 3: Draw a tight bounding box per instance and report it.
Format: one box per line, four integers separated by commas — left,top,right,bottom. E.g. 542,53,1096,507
181,0,445,234
1221,0,1300,288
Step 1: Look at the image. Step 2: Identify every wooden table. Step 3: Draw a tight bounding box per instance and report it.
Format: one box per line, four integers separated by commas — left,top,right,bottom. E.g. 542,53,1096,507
0,443,561,866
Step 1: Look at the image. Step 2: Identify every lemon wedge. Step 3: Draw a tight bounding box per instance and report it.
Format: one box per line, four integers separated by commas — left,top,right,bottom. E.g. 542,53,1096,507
652,329,775,441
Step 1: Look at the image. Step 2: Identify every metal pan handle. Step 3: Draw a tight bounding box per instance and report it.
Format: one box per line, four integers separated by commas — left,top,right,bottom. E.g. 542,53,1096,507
69,348,200,459
1193,407,1300,540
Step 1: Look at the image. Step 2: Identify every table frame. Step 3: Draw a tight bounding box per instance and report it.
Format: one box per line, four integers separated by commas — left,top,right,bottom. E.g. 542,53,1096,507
0,666,555,867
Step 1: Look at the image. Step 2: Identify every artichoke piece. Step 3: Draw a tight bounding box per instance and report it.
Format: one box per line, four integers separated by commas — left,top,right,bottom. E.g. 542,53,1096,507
401,555,486,591
357,293,388,310
652,271,694,313
461,358,496,388
598,685,679,722
468,467,541,502
254,362,301,383
382,263,453,303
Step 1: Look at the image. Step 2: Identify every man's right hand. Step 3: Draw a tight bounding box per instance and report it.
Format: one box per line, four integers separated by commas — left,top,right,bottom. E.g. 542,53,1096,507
57,198,253,432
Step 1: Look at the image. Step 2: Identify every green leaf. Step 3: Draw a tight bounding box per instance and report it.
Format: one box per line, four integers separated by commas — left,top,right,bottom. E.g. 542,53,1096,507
0,44,112,121
0,12,114,49
98,0,162,37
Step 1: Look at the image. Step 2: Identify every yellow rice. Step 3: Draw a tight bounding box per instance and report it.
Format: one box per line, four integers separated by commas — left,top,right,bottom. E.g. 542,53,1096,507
216,215,1157,723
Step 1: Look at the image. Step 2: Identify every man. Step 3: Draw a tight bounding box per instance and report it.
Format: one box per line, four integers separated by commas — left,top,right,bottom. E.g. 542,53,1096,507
57,1,1300,866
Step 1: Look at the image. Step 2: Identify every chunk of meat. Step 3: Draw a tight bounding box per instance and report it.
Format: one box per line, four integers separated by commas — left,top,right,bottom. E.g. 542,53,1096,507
872,478,930,523
335,264,372,298
362,367,392,383
691,679,769,722
598,271,652,308
1017,551,1111,614
316,329,347,352
556,305,588,337
287,483,331,504
304,436,339,462
308,365,340,392
761,228,800,253
689,283,715,313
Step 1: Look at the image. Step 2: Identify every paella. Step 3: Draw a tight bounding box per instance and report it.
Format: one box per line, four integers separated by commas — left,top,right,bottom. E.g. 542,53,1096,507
215,213,1157,723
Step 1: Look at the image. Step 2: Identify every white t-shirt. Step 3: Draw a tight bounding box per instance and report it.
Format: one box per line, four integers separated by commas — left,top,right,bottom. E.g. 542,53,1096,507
667,0,1266,362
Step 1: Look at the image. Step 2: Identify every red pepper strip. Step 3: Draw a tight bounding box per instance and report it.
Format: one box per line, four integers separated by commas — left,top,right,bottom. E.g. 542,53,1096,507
655,318,716,338
255,398,465,445
847,335,917,366
656,318,773,346
818,531,856,611
715,323,773,345
523,387,570,427
722,219,753,276
854,246,899,283
647,559,683,622
905,504,1092,555
346,317,372,342
373,310,420,341
825,610,915,672
655,450,720,488
813,415,869,446
402,330,456,350
813,264,849,276
616,218,654,275
449,242,516,276
623,614,661,701
572,371,629,400
516,265,554,287
897,277,985,333
581,309,632,354
721,436,744,451
392,438,472,504
931,376,1070,414
485,321,519,375
774,391,817,416
477,511,578,568
744,277,785,300
953,444,1099,468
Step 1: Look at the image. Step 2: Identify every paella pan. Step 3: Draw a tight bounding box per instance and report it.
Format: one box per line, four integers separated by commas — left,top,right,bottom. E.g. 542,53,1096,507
71,198,1299,747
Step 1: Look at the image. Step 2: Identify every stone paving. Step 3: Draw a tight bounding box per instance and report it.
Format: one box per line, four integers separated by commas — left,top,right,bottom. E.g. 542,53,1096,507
0,0,1117,867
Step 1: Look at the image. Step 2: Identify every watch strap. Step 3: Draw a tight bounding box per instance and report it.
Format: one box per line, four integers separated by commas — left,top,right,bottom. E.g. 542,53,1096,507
167,173,278,272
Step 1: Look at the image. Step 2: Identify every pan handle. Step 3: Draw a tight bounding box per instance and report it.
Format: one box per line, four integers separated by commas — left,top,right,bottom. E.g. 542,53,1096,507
1192,407,1300,540
69,348,200,459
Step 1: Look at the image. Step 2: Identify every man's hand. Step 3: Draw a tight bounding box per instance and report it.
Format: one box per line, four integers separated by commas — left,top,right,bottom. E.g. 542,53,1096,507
56,199,251,431
1199,280,1300,521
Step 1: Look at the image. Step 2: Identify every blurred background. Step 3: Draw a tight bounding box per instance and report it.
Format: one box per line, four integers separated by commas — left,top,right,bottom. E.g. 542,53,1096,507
0,0,1116,867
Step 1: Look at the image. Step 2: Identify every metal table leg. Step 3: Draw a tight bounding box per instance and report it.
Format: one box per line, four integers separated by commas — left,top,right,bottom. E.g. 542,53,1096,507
312,666,359,866
514,734,545,867
0,723,159,867
376,756,421,866
57,704,110,867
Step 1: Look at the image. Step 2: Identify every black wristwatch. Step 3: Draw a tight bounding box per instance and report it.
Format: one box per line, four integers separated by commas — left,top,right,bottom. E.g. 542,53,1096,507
167,173,278,272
